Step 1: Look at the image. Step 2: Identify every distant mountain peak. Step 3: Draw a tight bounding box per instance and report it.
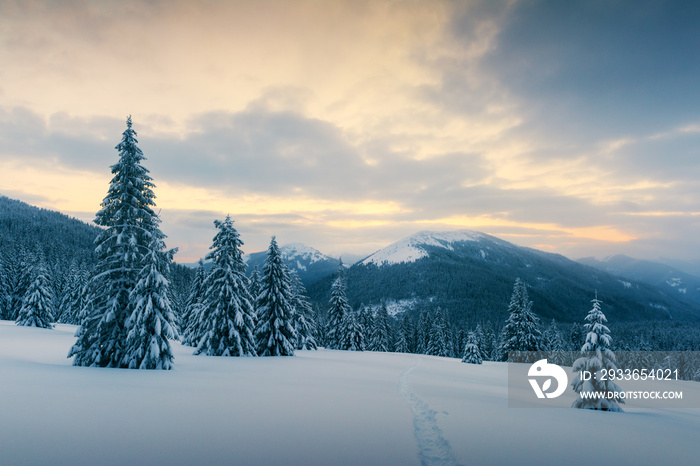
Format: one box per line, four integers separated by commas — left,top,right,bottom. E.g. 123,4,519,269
245,242,340,285
278,242,333,268
361,229,490,266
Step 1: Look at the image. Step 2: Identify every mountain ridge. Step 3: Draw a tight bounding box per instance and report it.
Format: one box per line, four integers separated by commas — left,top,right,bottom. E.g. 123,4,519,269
307,230,700,325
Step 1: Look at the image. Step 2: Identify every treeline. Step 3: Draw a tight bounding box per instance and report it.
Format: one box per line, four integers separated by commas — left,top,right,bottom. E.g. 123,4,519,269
313,271,700,379
0,230,193,325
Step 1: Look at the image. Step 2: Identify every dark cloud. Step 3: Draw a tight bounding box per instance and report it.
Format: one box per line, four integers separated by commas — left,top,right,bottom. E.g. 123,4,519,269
480,0,700,140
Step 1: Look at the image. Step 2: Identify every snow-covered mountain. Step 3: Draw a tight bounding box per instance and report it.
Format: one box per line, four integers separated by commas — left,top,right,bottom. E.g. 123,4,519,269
245,242,341,285
308,230,700,324
577,254,700,304
360,230,505,266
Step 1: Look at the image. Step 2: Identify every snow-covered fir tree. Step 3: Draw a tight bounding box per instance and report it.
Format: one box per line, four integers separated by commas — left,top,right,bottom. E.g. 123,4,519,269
340,310,365,351
571,293,624,412
248,264,262,329
456,329,468,358
427,310,452,357
325,264,351,350
181,259,207,347
0,260,7,320
369,302,392,352
193,216,257,357
256,237,296,357
249,265,262,303
461,331,483,364
56,260,86,324
498,278,543,360
358,306,374,345
2,246,33,320
544,319,567,365
69,116,168,368
122,230,179,369
416,311,433,354
16,258,54,329
290,271,318,350
394,314,414,353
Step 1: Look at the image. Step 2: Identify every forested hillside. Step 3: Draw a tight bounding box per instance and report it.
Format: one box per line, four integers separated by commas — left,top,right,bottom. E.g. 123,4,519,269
307,232,700,326
0,195,193,323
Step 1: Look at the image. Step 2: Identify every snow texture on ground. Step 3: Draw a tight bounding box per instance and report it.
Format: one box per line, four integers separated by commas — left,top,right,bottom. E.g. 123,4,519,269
1,321,699,466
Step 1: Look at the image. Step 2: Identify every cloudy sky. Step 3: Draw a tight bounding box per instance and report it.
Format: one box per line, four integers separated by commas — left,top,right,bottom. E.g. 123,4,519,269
1,0,699,263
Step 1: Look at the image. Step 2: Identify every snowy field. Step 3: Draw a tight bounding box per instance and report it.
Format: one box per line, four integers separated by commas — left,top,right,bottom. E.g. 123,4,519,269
2,321,699,466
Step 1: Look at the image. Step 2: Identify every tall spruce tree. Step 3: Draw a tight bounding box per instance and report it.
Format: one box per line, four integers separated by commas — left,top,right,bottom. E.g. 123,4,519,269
290,271,318,350
571,293,624,412
181,260,207,347
416,310,432,355
394,314,413,353
122,230,179,369
369,302,392,352
340,310,365,351
325,264,351,350
358,306,374,345
427,310,452,357
193,216,257,357
461,331,483,364
544,319,567,365
0,257,7,320
256,237,296,357
498,278,542,360
16,258,54,329
69,116,167,368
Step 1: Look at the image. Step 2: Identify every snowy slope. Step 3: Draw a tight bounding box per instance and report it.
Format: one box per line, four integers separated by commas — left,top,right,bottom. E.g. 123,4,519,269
361,230,489,266
578,254,700,304
279,242,332,268
2,321,700,466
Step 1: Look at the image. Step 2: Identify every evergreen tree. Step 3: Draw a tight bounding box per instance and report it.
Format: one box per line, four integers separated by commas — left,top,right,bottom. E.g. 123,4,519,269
70,116,166,368
56,260,77,323
358,306,374,345
340,310,365,351
416,310,432,354
461,331,482,364
325,264,351,350
71,266,93,328
403,314,417,353
16,259,54,328
57,261,88,325
181,260,207,347
194,216,257,357
568,322,584,351
4,246,33,320
427,310,452,357
544,319,567,365
249,265,262,307
484,324,498,361
456,329,468,359
0,257,7,320
369,302,392,352
572,293,624,411
256,237,296,357
122,230,179,369
394,314,413,353
290,271,318,350
498,278,543,360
